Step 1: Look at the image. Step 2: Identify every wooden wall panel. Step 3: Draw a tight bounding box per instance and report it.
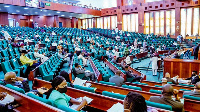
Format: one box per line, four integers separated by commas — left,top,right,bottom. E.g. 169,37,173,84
46,16,54,27
0,13,9,25
191,63,200,75
164,61,172,75
172,62,180,76
66,18,71,28
4,0,12,4
181,62,190,78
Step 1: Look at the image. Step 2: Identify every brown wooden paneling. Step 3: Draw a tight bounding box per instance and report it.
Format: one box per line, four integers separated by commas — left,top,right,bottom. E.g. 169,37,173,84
181,62,190,78
20,19,28,27
164,61,171,75
0,12,9,25
172,62,180,77
191,63,200,75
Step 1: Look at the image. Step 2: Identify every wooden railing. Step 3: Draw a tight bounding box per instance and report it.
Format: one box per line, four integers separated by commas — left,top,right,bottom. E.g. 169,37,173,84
135,52,148,59
88,57,102,81
128,66,146,80
104,58,126,81
0,85,63,112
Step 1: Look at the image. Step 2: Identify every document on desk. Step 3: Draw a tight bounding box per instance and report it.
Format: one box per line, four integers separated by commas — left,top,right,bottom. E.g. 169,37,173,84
70,96,93,110
73,77,87,86
107,103,124,112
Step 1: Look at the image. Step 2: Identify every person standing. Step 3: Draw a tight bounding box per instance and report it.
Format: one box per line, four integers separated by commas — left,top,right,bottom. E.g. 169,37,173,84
193,44,200,60
150,53,159,76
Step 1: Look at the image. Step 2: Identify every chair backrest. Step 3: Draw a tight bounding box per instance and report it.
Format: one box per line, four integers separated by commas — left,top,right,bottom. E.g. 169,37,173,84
1,61,13,73
183,95,200,101
145,100,172,111
57,105,78,112
27,93,53,105
99,81,116,86
122,85,142,91
102,91,126,100
73,85,95,93
149,89,162,94
5,84,25,94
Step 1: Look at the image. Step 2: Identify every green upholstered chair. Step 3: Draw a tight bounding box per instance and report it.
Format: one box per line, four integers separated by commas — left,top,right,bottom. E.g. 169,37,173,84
102,91,126,100
149,89,162,94
179,83,195,87
99,81,116,86
74,85,95,93
57,105,78,112
27,93,53,106
145,100,172,111
5,84,25,94
122,85,142,91
183,95,200,101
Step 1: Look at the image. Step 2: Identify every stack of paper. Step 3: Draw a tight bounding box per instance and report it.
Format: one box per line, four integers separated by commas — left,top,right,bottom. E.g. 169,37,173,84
107,103,124,112
70,96,93,110
73,77,87,86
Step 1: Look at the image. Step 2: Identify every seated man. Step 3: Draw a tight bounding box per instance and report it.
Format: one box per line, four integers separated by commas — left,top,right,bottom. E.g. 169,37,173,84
46,76,87,111
34,48,49,63
185,71,200,84
78,52,87,67
165,72,178,84
109,70,124,87
183,82,200,97
125,55,131,66
3,72,42,96
149,84,184,112
58,50,70,62
74,63,96,81
20,50,40,77
111,56,118,65
124,66,142,82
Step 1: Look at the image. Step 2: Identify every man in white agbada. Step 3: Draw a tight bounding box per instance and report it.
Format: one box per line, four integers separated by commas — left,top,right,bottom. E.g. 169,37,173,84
34,48,49,63
78,52,87,67
150,53,160,76
1,30,10,40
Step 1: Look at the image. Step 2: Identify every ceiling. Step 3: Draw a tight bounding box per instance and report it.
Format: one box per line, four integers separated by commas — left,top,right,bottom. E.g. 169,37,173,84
0,4,95,19
49,0,117,9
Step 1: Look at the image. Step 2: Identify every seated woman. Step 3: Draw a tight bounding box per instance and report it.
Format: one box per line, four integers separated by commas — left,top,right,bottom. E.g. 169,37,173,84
46,76,87,111
124,92,147,112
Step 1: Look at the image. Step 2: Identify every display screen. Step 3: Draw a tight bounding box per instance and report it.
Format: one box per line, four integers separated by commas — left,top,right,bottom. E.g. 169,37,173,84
25,0,39,7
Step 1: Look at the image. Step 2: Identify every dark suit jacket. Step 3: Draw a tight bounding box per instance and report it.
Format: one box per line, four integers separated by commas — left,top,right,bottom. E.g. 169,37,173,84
186,75,200,84
193,45,199,55
4,80,30,92
149,95,184,112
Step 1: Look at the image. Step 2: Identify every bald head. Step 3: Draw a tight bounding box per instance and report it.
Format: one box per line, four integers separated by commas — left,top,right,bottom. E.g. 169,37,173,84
116,70,121,76
195,82,200,90
165,73,170,78
162,84,173,96
4,72,16,81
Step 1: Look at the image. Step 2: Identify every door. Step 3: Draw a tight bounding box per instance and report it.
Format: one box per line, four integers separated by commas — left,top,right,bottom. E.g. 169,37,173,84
59,22,63,27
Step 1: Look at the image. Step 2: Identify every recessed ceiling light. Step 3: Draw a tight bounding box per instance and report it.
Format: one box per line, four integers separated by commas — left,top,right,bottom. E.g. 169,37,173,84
35,12,38,14
16,10,20,12
48,14,51,15
24,14,28,15
57,12,60,13
0,8,1,10
61,15,65,16
43,10,47,12
40,10,43,11
24,7,29,9
4,6,10,7
12,13,16,14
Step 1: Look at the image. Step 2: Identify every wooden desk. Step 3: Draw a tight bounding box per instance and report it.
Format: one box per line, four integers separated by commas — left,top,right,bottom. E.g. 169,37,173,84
88,57,102,81
32,78,168,112
184,98,200,112
185,36,200,39
0,85,63,112
128,66,146,80
135,52,148,59
125,82,183,97
142,80,194,91
118,55,134,63
164,58,200,78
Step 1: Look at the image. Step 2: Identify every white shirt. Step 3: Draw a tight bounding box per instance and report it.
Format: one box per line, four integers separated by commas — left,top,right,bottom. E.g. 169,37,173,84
125,56,131,65
59,40,64,44
24,39,30,43
156,48,161,52
75,47,81,51
52,43,57,46
45,38,50,42
115,28,118,33
114,52,120,58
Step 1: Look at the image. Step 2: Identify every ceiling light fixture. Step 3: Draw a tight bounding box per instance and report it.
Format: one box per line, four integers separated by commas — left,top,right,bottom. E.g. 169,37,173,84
24,14,28,15
24,7,29,9
12,13,16,14
61,15,65,16
48,14,51,15
16,10,20,12
57,12,60,13
4,6,10,7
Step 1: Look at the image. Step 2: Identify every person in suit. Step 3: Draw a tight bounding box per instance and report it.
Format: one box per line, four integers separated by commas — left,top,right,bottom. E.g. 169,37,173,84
165,72,178,84
193,44,200,60
183,82,200,97
124,65,142,82
149,84,184,112
185,71,200,84
109,70,124,87
124,92,147,112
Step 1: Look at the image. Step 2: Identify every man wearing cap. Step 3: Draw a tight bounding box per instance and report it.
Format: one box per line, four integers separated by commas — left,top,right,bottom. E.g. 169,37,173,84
109,70,124,87
149,84,184,112
165,72,178,84
183,82,200,97
20,50,40,77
